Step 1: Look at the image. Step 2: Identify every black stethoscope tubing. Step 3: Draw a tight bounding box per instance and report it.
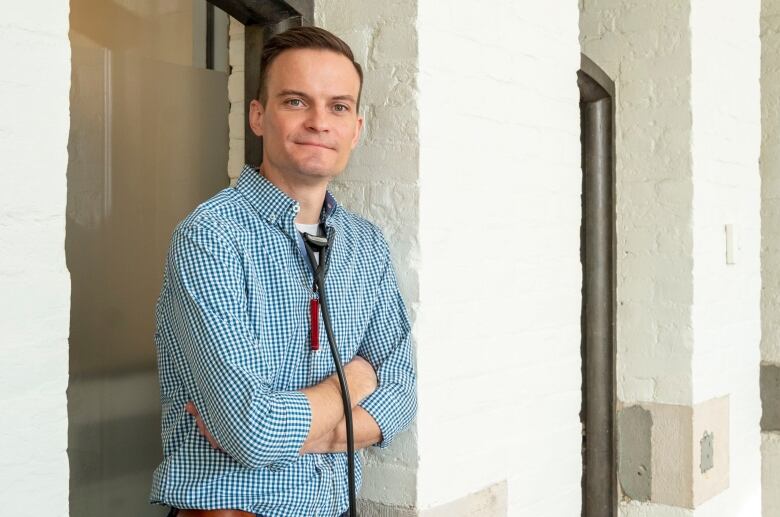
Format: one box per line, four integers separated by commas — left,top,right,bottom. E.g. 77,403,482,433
302,232,357,517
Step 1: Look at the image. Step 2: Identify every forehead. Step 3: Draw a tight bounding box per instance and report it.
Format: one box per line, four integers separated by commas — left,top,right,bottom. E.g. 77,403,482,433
266,48,361,97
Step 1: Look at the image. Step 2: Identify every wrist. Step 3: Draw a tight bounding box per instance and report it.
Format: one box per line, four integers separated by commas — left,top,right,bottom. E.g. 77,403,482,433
341,363,361,403
333,418,347,447
327,373,344,400
350,375,372,406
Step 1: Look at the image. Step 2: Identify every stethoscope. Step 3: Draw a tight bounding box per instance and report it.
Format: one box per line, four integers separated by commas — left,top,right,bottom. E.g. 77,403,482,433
301,230,357,517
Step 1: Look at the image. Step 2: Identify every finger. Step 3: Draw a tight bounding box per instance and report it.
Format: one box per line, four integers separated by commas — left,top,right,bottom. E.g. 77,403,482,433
185,404,223,452
195,416,207,436
193,416,218,448
185,401,198,417
198,422,221,451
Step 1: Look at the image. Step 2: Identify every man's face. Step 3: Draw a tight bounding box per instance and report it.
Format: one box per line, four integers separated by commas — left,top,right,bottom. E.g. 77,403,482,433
249,48,363,183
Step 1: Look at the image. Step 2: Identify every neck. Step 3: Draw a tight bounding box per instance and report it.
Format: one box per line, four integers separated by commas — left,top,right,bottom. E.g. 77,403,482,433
260,164,328,225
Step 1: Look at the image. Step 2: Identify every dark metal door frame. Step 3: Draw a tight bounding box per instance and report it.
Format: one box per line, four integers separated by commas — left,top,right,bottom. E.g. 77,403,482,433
207,0,314,166
578,53,617,517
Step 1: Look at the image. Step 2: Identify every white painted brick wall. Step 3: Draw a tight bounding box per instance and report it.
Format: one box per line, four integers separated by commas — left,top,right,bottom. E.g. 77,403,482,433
581,0,695,410
416,2,583,515
583,1,764,515
226,2,766,516
578,2,696,508
761,0,780,515
690,1,762,516
234,2,583,514
0,1,71,514
762,0,780,363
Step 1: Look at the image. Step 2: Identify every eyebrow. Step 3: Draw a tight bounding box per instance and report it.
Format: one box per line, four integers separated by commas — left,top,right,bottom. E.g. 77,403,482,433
277,89,309,99
331,95,357,104
276,89,356,104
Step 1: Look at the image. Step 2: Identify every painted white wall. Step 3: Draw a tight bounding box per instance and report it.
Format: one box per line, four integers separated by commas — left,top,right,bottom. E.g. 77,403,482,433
762,0,780,367
580,0,695,412
0,1,71,514
761,0,780,515
224,1,768,516
582,0,763,515
580,4,697,511
3,0,768,515
415,1,583,515
690,1,762,516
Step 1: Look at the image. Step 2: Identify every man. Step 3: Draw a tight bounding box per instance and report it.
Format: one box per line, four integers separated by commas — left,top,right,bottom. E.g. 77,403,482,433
149,26,417,517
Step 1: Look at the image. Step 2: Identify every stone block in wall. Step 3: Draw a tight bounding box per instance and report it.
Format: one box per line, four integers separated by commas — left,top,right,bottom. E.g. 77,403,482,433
617,397,729,509
761,362,780,432
762,432,780,517
358,481,507,517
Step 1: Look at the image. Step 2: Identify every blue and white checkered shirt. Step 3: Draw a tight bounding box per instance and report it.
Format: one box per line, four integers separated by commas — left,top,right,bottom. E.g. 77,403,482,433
149,165,417,516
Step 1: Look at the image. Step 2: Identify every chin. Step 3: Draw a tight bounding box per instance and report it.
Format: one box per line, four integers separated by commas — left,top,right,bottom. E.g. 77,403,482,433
294,160,343,179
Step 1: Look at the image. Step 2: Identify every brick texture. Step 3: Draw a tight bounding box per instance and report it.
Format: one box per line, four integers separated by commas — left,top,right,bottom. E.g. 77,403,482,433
415,1,583,515
0,0,71,513
583,1,763,516
690,2,762,516
581,0,695,409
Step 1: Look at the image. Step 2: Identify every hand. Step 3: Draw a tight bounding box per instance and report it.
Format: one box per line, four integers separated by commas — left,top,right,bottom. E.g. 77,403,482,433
344,355,378,403
185,401,224,452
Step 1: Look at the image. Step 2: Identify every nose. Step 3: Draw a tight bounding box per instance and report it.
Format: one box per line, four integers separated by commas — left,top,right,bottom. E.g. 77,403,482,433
305,105,329,133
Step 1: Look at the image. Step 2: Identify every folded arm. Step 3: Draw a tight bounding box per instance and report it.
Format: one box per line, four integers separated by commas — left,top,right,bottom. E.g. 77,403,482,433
299,356,378,450
357,233,417,449
169,222,313,469
173,222,414,462
299,230,417,455
188,355,380,455
301,406,382,453
306,231,418,453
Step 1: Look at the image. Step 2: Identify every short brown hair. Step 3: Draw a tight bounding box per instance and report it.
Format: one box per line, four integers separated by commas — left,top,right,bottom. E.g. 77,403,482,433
257,26,363,110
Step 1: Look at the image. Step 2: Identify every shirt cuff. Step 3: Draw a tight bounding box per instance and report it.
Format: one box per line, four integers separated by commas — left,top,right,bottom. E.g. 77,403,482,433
266,389,312,470
358,388,400,449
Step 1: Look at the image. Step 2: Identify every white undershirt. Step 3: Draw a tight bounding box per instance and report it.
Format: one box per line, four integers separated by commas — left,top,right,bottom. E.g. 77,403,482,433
296,222,323,265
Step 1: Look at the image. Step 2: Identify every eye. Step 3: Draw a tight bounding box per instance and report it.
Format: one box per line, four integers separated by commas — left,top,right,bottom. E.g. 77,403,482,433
333,103,350,113
286,98,304,107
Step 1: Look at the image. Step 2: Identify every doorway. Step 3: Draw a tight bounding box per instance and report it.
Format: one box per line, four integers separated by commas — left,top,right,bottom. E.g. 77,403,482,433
66,1,231,514
66,1,315,513
578,54,617,517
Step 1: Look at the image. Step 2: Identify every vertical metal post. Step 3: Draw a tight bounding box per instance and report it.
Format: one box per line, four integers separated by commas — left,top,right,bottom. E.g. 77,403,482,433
579,60,616,517
206,3,215,70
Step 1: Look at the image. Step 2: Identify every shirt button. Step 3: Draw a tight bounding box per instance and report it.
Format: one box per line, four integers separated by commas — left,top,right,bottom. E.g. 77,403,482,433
292,204,300,213
269,213,276,222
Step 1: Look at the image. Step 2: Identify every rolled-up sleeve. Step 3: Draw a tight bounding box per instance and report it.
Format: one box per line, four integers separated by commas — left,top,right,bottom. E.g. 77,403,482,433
357,237,417,448
166,221,311,469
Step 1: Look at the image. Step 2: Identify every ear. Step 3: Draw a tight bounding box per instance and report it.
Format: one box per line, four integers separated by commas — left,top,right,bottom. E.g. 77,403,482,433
248,99,265,138
350,115,364,150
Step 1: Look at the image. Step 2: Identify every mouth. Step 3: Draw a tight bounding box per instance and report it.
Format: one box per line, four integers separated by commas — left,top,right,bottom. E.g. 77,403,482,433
295,141,334,150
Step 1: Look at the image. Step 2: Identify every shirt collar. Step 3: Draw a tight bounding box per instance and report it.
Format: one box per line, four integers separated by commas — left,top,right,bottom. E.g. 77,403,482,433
234,165,340,235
